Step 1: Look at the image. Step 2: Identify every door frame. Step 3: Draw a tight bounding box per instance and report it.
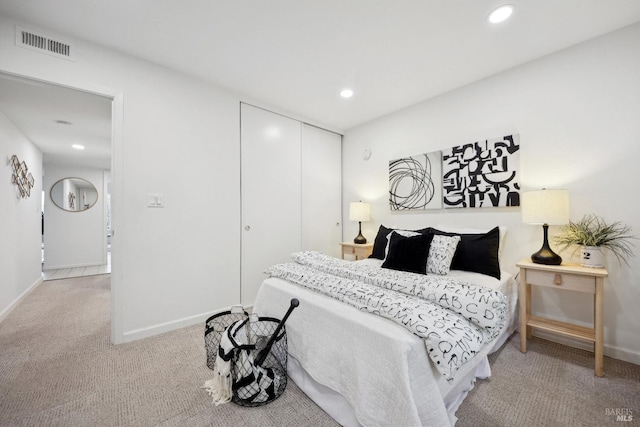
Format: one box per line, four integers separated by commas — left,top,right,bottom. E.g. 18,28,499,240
0,70,125,344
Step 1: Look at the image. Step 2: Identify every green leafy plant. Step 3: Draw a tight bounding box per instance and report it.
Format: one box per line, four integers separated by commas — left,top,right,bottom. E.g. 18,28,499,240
554,214,637,265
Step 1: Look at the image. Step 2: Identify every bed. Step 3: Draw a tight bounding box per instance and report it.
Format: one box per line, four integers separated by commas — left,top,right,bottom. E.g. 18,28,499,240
252,225,518,427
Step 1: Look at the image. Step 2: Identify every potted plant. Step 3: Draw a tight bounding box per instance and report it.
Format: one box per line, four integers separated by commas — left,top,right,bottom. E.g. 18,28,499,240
554,214,637,268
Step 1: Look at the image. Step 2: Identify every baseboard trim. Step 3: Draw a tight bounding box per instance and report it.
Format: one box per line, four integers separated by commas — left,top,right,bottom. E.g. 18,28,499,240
0,276,43,323
122,303,254,343
531,330,640,365
43,261,104,271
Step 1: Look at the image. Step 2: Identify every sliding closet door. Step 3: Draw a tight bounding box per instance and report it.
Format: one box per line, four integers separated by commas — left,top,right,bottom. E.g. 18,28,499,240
301,124,342,258
240,104,301,305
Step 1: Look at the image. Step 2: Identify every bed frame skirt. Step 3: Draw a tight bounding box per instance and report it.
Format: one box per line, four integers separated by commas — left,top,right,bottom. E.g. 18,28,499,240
254,274,517,427
287,327,518,427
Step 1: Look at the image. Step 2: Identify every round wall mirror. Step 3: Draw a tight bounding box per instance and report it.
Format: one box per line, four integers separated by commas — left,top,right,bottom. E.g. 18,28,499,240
50,177,99,212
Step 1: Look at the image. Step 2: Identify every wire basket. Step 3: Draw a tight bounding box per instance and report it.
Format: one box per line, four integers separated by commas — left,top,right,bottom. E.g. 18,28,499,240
204,307,248,370
204,309,288,407
231,316,288,407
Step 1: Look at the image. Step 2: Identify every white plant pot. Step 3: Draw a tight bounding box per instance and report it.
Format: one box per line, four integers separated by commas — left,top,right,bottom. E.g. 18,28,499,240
581,246,604,268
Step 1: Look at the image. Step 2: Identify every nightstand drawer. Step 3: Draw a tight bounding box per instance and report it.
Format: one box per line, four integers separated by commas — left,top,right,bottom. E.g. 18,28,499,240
526,269,595,294
340,242,373,260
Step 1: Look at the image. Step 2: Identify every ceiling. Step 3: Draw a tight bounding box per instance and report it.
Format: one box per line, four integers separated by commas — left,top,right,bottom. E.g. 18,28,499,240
1,1,640,167
0,74,112,169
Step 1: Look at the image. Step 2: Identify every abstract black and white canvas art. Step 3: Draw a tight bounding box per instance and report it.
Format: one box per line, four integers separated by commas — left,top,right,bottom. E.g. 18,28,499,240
442,134,520,208
389,151,442,210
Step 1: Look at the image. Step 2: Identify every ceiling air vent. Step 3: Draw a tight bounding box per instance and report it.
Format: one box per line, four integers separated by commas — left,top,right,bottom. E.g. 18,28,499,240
15,26,74,61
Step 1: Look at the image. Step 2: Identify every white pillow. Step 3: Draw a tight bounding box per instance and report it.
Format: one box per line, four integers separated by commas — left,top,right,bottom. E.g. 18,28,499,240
427,235,461,275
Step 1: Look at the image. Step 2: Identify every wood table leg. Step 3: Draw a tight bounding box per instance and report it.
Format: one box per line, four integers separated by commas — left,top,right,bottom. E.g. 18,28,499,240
526,282,532,339
594,277,604,377
519,268,528,352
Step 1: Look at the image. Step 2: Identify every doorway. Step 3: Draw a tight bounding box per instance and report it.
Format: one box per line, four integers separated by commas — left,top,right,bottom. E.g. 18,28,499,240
0,71,124,343
0,74,112,279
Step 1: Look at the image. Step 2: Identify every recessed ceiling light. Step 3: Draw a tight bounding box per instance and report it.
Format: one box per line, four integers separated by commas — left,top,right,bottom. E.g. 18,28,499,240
340,89,354,98
72,144,85,150
488,5,514,24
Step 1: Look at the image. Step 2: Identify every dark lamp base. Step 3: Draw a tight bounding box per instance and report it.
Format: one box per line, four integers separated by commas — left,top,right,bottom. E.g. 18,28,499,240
531,248,562,265
353,234,367,244
353,221,367,244
531,223,562,265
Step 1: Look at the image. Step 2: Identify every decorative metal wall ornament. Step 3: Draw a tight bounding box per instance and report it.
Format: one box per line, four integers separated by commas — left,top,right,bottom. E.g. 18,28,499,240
68,192,76,210
8,155,35,198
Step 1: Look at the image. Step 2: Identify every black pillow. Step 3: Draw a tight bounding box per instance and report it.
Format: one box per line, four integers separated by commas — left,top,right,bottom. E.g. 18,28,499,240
369,225,433,260
381,232,434,274
370,225,393,259
431,226,501,279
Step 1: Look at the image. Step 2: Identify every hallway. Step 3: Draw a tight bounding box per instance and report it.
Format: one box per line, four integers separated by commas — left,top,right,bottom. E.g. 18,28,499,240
42,250,110,281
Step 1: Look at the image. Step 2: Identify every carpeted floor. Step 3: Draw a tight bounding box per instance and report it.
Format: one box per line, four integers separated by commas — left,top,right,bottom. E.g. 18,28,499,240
1,275,638,426
0,275,337,427
457,335,640,426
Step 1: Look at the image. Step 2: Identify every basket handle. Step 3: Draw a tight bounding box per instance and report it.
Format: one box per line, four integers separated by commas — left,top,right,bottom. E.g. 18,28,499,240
254,298,299,366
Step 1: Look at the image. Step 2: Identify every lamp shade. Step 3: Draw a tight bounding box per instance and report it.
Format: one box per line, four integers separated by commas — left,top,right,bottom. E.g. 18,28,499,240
521,189,569,225
349,202,370,222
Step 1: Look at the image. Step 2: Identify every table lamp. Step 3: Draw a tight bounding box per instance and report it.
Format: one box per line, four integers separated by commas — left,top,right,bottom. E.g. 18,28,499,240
349,201,370,244
521,189,569,265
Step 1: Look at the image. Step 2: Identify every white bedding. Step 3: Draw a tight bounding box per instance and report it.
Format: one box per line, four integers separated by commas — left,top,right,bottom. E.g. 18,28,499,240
253,259,517,427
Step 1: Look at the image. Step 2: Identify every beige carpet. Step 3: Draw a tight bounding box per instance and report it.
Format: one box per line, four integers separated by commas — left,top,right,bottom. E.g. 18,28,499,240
1,275,638,426
457,335,640,426
0,275,338,427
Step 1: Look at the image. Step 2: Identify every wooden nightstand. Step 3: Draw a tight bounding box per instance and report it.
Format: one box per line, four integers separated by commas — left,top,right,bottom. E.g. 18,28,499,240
517,259,608,376
340,242,373,260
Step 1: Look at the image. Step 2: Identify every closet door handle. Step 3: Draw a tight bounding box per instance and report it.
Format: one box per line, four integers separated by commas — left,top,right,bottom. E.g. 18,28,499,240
244,225,251,231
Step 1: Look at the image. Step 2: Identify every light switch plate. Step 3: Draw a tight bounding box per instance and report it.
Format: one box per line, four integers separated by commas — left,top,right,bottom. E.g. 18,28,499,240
148,193,164,207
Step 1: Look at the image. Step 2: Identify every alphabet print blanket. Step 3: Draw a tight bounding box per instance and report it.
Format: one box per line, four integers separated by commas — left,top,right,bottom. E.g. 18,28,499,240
267,251,507,380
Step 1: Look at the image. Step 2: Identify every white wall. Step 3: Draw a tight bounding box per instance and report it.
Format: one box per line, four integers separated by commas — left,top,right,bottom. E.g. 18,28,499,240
0,15,242,342
343,23,640,363
43,165,106,269
0,109,42,320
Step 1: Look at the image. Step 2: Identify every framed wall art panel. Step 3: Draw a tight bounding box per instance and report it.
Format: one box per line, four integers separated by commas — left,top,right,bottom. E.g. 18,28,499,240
442,134,520,208
389,151,442,210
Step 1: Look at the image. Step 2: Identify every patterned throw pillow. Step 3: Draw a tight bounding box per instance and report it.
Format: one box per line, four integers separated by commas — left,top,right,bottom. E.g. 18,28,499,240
427,235,461,275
